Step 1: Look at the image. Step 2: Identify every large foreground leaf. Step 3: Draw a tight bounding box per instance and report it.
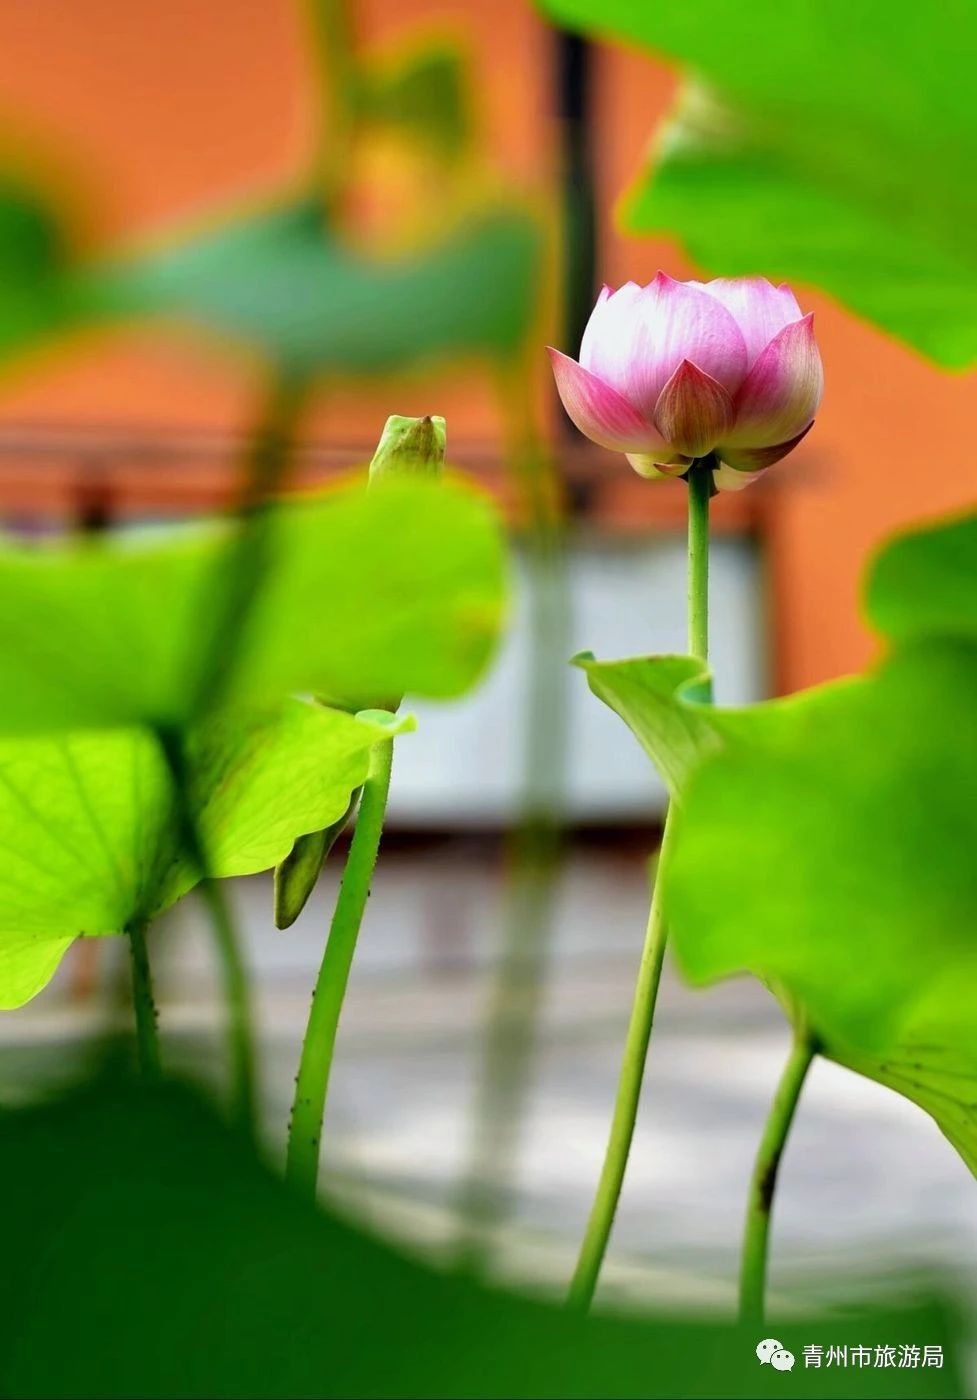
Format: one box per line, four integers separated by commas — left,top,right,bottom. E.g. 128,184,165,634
865,512,977,644
0,702,409,1008
665,638,977,1173
0,476,505,732
539,0,977,366
574,651,864,801
0,1077,960,1397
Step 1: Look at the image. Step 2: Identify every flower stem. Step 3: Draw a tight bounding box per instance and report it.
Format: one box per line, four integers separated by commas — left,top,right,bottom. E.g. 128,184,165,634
567,461,712,1311
739,1026,817,1324
156,727,259,1137
286,739,394,1200
304,0,358,218
687,461,711,665
127,921,161,1080
566,810,678,1311
199,877,258,1134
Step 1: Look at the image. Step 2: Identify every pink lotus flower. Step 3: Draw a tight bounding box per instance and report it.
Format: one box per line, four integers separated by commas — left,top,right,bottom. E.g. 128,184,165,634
548,273,822,491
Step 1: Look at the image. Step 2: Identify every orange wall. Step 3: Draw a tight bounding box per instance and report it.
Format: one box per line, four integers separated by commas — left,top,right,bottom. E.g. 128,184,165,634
0,2,973,694
0,0,553,441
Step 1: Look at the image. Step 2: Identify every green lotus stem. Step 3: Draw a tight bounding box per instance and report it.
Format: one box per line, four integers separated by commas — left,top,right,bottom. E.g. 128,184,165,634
304,0,358,217
286,740,394,1200
566,810,679,1311
191,374,308,713
156,727,259,1137
126,921,161,1080
687,463,711,669
567,460,712,1311
739,1026,817,1324
199,876,258,1133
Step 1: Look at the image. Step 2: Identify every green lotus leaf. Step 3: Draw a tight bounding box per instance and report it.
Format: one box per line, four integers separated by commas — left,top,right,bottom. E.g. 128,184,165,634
0,702,412,1008
91,197,542,375
0,175,84,363
665,637,977,1173
0,476,506,732
538,0,977,366
866,511,977,644
0,1078,961,1397
574,650,863,802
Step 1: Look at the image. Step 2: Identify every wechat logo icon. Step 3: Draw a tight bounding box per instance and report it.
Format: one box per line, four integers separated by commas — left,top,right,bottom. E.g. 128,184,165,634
756,1338,795,1372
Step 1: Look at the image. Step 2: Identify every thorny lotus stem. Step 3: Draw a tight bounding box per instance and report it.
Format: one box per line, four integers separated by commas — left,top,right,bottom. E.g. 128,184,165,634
567,460,712,1312
739,1026,817,1324
566,811,679,1310
127,921,161,1080
286,740,394,1200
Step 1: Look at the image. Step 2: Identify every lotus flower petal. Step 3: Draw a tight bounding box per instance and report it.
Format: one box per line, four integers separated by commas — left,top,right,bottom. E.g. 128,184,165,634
723,315,823,449
717,422,814,473
547,275,821,482
578,282,646,391
547,347,667,454
692,277,802,365
626,453,691,480
712,461,760,493
620,274,749,416
653,359,734,458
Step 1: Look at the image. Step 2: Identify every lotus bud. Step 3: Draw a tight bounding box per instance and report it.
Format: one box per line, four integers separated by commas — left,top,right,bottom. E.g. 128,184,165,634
274,788,361,930
273,414,442,929
368,413,446,483
548,274,822,491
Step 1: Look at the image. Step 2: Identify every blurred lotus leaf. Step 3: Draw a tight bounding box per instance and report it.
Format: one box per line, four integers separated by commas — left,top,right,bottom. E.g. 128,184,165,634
355,40,472,160
0,175,84,362
0,476,507,732
89,198,542,377
865,512,977,644
0,1077,960,1397
539,0,977,367
0,702,411,1008
578,510,977,1173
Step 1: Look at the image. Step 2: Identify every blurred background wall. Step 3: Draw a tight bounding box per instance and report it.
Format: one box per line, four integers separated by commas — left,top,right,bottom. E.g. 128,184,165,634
0,0,973,696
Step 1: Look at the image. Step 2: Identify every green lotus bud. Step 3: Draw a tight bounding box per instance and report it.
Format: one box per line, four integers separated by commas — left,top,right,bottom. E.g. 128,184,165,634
274,787,362,930
368,414,446,483
274,416,439,931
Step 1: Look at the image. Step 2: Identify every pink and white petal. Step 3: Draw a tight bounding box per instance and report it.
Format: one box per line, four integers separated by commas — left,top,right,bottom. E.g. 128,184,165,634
691,277,802,365
623,273,750,415
716,421,814,472
724,315,823,448
626,453,691,480
712,461,760,493
578,281,646,394
652,359,734,458
547,348,667,454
